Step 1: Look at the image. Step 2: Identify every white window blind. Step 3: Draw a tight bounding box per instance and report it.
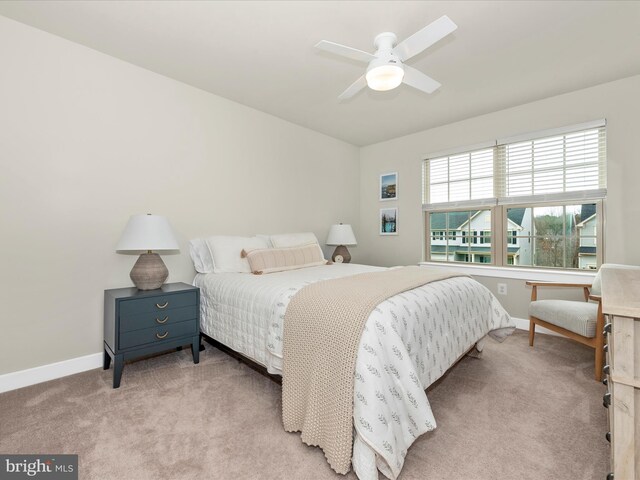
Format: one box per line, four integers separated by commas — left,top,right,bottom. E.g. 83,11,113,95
423,121,606,210
496,124,606,205
423,147,495,209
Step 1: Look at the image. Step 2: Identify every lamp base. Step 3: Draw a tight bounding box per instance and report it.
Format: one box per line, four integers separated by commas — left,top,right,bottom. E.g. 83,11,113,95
130,253,168,290
331,245,351,263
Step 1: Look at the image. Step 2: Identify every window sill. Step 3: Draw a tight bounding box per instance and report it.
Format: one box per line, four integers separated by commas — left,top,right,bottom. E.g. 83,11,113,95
419,262,597,283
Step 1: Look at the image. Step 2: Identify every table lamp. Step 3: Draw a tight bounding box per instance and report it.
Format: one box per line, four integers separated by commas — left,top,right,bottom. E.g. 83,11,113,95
116,214,180,290
326,223,357,263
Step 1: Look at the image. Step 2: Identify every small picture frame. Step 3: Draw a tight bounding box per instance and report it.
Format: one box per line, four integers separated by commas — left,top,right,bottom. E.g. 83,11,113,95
380,207,398,235
379,172,398,201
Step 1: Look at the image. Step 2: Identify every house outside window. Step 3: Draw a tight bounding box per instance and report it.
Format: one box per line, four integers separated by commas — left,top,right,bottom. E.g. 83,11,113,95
430,210,494,263
424,120,606,270
576,211,597,269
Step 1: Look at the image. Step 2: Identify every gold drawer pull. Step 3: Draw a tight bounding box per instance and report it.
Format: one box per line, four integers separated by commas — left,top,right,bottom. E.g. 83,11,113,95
156,331,169,339
156,301,169,309
156,316,169,324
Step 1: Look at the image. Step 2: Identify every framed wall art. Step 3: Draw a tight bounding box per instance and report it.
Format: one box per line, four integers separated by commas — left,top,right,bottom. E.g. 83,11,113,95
380,207,398,235
379,172,398,201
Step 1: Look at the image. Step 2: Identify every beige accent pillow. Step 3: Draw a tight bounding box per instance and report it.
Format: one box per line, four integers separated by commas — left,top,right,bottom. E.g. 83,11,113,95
242,243,328,275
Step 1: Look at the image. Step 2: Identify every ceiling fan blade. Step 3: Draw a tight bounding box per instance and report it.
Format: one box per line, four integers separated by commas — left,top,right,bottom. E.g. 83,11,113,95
315,40,376,63
402,65,441,94
338,75,367,101
394,15,458,62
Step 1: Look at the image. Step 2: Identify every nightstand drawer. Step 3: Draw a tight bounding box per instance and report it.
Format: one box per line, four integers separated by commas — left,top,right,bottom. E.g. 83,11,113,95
120,305,197,333
119,320,197,350
119,291,197,316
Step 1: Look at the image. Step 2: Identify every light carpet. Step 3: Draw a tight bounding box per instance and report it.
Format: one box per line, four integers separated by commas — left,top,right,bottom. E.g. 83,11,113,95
0,331,609,479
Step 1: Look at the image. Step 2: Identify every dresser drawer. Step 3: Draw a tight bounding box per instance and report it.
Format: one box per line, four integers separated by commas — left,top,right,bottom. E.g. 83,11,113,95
119,291,197,316
120,305,197,333
119,319,197,350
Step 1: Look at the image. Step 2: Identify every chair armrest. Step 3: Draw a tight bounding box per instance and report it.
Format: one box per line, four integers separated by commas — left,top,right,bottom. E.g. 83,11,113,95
588,294,602,302
527,281,592,302
525,281,592,288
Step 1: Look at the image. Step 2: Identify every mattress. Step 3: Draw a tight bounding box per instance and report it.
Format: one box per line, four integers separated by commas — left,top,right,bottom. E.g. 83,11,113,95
194,263,382,373
194,264,514,480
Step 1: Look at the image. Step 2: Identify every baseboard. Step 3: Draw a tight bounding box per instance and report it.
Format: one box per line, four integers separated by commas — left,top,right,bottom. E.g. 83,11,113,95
0,316,555,394
511,316,561,337
0,352,102,394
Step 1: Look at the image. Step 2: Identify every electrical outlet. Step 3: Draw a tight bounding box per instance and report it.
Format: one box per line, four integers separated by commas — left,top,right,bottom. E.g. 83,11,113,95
497,283,507,295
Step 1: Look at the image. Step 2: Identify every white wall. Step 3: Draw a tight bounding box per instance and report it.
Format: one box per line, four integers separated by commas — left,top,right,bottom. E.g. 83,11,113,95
3,12,639,377
0,16,360,375
359,75,640,318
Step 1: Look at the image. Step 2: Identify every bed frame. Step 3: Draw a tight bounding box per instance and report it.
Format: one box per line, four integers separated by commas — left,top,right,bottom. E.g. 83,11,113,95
200,332,480,390
200,333,282,385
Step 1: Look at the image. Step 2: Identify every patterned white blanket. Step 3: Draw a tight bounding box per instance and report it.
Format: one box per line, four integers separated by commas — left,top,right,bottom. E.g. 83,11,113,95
196,265,513,479
267,273,514,479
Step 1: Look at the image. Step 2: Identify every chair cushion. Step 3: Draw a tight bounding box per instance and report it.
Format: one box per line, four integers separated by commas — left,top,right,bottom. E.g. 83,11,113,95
529,300,598,338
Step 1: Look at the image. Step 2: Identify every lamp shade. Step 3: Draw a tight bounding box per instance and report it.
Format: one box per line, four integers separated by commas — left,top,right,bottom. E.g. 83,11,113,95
116,214,180,252
326,224,357,246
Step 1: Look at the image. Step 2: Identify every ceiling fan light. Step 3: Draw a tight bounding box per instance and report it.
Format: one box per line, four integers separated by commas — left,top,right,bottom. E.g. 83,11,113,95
366,65,404,91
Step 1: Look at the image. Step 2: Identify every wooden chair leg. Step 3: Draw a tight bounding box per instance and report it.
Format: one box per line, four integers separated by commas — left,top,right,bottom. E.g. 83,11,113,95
594,343,603,382
528,285,537,348
529,318,536,346
594,331,605,381
594,301,605,381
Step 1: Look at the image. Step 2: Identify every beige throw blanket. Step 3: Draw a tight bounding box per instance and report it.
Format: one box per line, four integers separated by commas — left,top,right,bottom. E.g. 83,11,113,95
282,266,464,474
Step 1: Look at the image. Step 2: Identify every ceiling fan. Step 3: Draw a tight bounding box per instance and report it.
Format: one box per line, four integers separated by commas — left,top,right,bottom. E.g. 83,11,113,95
315,16,457,100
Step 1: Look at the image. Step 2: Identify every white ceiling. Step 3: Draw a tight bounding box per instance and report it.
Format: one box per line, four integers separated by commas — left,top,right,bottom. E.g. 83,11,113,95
1,1,639,146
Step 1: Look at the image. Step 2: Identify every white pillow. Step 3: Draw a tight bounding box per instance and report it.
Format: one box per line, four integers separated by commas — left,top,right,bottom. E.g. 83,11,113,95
270,232,319,249
189,239,216,274
255,234,274,248
205,236,270,273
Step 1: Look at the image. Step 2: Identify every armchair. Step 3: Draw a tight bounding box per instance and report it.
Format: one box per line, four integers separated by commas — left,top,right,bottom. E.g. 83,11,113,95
526,273,604,381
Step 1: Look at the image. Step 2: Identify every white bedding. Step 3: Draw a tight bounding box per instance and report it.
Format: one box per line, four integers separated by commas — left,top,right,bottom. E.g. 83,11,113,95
194,264,514,480
195,264,380,373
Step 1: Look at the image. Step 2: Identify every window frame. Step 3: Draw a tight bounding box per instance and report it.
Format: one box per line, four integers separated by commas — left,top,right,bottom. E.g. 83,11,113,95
424,208,495,266
423,121,606,271
498,200,604,270
425,200,604,271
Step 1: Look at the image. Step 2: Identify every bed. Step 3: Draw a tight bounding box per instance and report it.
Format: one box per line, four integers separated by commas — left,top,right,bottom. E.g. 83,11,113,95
191,235,514,480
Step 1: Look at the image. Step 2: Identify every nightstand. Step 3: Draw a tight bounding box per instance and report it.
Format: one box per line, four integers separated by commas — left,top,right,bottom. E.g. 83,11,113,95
103,282,200,388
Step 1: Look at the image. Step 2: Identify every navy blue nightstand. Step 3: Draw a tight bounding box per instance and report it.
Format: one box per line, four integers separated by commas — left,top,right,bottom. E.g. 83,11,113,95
103,282,200,388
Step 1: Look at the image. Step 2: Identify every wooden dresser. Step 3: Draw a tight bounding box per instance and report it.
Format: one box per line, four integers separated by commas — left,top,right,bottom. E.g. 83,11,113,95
601,264,640,479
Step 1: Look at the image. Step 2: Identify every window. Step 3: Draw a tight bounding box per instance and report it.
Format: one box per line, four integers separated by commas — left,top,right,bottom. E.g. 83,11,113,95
429,210,492,264
431,230,445,241
497,129,604,199
423,120,606,270
507,204,597,269
427,148,494,204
